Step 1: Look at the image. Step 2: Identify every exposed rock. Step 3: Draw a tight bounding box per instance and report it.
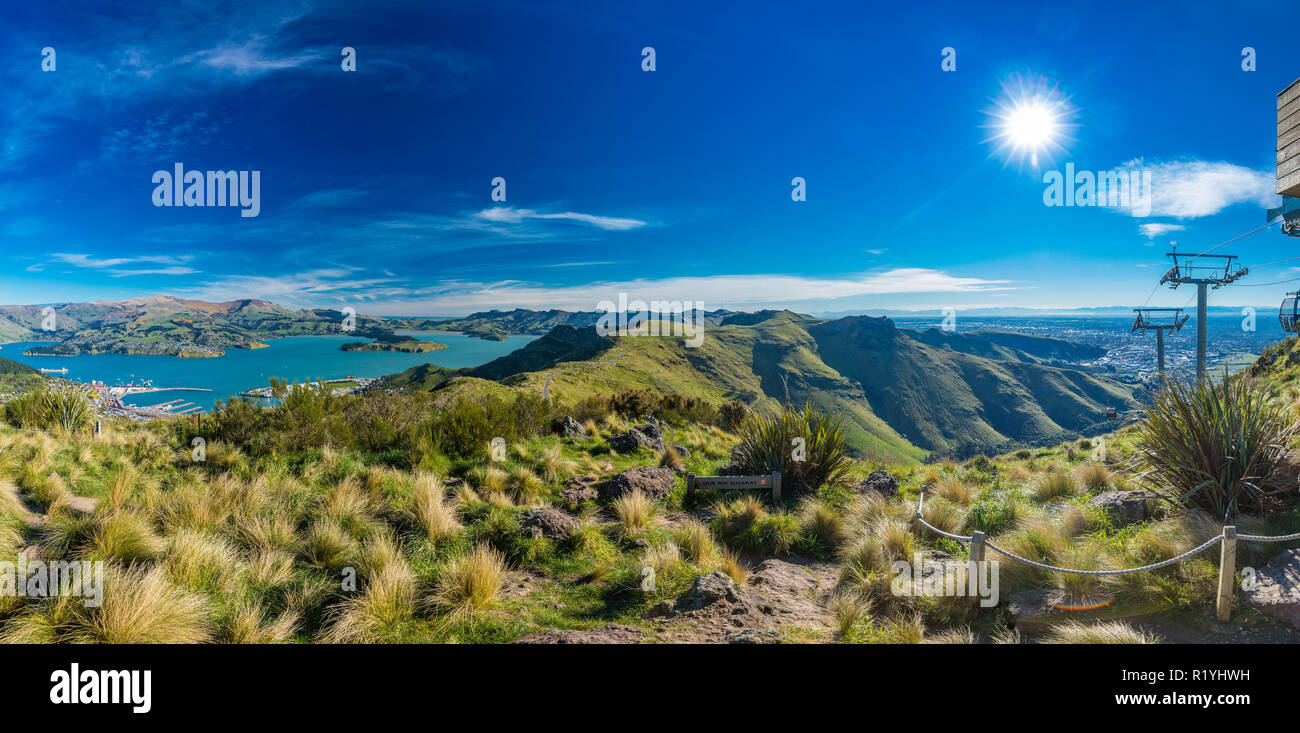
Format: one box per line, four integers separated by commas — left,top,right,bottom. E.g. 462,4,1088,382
607,424,664,453
557,474,600,508
606,466,677,500
634,422,663,441
519,507,577,540
558,484,599,507
676,572,741,611
515,624,643,644
1242,548,1300,628
1086,490,1151,526
726,629,782,644
556,415,587,440
852,469,900,499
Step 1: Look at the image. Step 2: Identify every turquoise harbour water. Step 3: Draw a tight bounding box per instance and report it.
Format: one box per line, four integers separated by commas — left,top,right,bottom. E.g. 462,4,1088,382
0,332,536,411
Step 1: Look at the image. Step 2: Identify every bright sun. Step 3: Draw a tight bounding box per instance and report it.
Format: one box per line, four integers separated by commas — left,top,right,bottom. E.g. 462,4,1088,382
1005,101,1058,149
986,76,1071,169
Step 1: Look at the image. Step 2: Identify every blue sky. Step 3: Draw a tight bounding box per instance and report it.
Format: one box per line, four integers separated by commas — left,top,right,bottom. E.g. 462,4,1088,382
1,0,1297,316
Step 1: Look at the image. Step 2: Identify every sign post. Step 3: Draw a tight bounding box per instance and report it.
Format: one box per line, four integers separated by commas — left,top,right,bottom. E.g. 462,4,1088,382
686,471,781,502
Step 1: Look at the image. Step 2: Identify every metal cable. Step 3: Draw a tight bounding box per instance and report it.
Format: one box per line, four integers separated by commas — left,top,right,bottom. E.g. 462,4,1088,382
982,534,1224,576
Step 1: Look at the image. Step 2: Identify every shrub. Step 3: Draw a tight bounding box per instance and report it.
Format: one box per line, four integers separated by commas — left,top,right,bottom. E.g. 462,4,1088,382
719,400,749,431
1133,373,1299,518
2,387,91,432
731,402,853,495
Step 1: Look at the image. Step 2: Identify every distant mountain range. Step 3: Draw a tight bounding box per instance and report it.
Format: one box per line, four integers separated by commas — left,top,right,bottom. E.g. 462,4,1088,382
0,296,398,357
387,310,1146,461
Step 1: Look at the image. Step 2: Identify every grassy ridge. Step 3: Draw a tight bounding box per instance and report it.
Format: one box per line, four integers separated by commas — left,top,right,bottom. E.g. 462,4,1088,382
389,312,1144,463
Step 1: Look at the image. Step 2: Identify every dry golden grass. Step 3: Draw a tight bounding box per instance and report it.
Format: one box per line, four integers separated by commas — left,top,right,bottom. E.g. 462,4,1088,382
319,562,417,643
933,477,972,505
224,600,298,644
612,490,660,537
673,520,719,566
1075,463,1112,493
430,543,507,619
409,473,461,542
1042,620,1162,644
73,564,212,644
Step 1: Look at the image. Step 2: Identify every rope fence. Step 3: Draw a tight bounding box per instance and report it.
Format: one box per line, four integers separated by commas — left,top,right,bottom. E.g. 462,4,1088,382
914,488,1300,621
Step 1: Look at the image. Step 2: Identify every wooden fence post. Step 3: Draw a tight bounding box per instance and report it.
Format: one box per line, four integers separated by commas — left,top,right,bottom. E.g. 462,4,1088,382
1216,525,1237,622
686,473,696,502
771,471,781,502
969,530,986,606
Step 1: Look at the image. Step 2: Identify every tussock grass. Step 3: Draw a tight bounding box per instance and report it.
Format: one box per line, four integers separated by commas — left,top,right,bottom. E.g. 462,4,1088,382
409,473,461,542
164,529,244,594
1042,620,1162,644
673,520,719,566
1075,463,1112,493
639,541,683,579
509,467,544,504
798,497,848,550
612,490,660,537
1032,471,1080,502
933,478,972,505
430,543,507,619
87,511,165,563
719,550,748,585
223,600,298,644
319,562,417,643
75,564,212,644
304,519,357,571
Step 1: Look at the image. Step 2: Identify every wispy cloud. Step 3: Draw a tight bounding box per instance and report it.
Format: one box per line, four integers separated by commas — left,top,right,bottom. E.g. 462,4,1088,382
1138,222,1184,238
52,253,193,269
475,207,648,231
185,37,323,76
173,266,1016,314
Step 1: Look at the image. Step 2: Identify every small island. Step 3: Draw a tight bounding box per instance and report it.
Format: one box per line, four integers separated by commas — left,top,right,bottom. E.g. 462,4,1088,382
341,337,448,353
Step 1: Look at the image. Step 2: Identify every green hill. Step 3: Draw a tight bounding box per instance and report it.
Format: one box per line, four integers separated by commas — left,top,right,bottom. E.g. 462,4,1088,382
387,311,1144,462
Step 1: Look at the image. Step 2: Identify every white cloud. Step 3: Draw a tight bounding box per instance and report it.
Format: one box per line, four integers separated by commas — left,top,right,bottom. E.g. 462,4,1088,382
52,253,192,269
475,207,647,231
181,267,1015,315
186,37,322,76
1119,159,1277,218
1138,222,1184,238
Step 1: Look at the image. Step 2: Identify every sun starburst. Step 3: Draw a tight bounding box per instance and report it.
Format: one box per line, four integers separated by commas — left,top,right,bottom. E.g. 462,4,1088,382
985,74,1074,169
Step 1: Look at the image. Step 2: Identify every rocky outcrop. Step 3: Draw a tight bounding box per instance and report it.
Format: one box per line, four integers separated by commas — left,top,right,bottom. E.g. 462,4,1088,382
515,623,643,644
556,416,587,440
1086,490,1151,526
607,423,665,453
558,474,600,508
519,507,577,540
606,466,677,500
852,469,899,499
1241,548,1300,628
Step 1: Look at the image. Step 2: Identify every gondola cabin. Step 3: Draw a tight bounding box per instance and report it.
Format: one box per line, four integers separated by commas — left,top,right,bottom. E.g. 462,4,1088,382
1105,407,1118,422
1280,292,1300,333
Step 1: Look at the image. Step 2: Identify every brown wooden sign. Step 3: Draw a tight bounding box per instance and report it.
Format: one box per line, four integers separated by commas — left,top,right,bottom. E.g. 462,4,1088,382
686,471,781,501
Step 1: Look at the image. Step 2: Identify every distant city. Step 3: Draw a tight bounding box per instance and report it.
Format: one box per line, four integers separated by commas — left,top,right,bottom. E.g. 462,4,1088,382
891,314,1285,379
